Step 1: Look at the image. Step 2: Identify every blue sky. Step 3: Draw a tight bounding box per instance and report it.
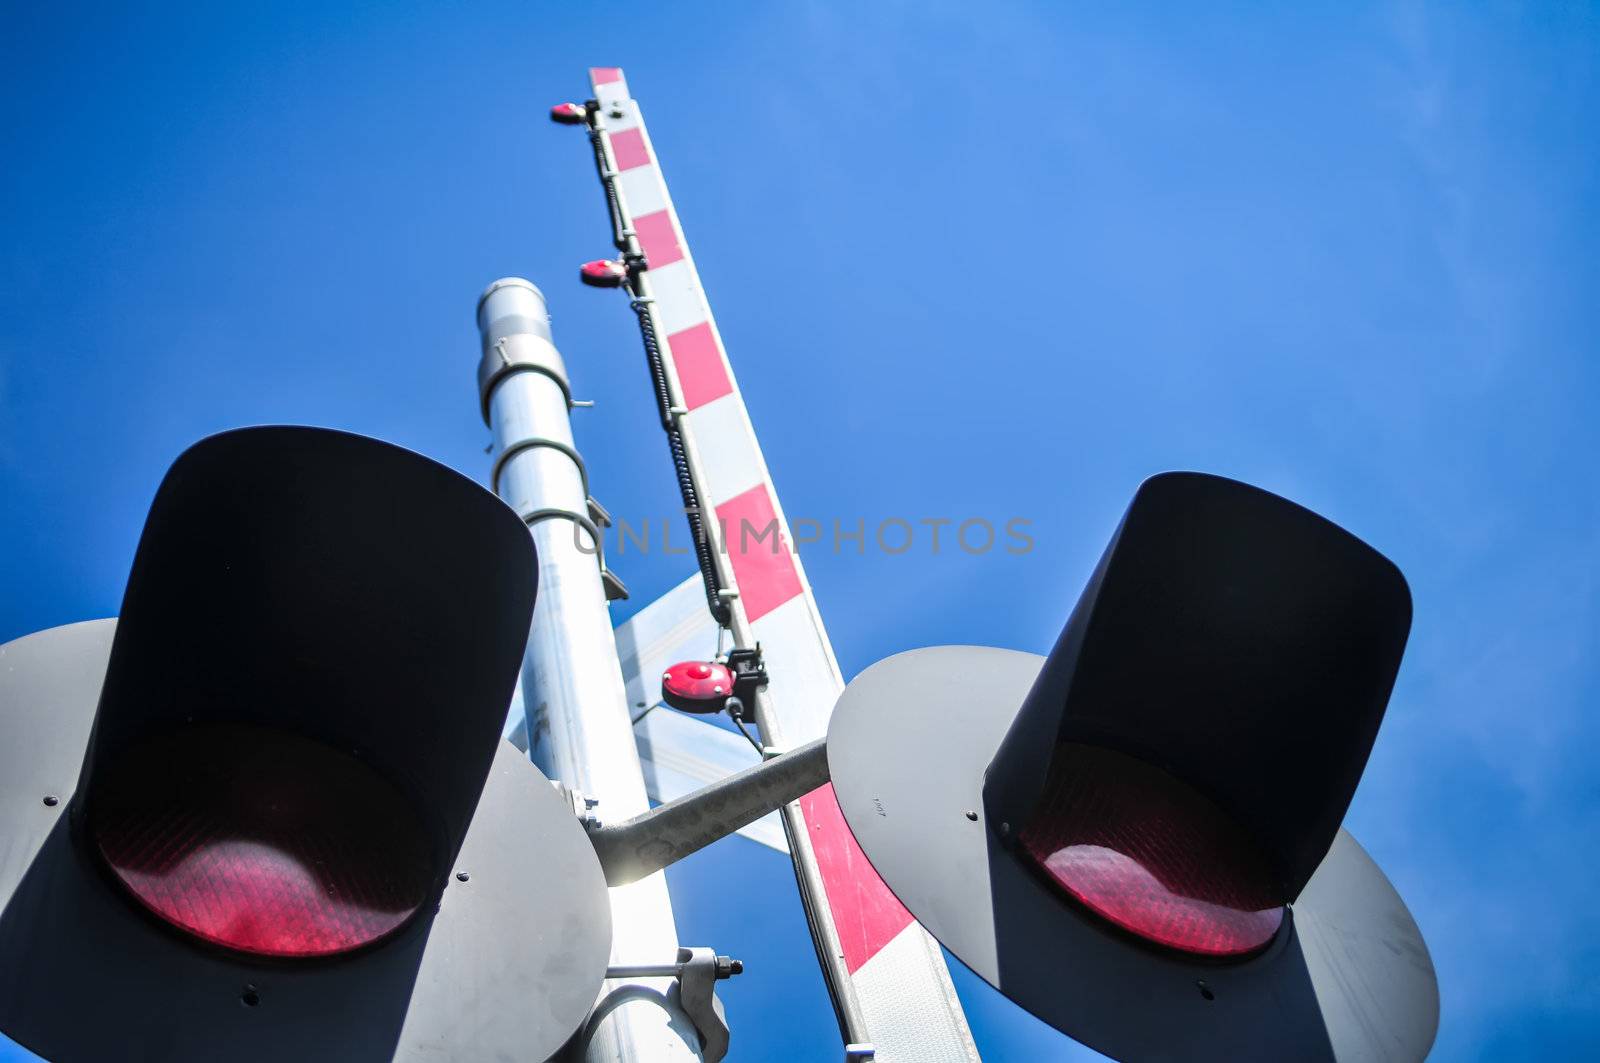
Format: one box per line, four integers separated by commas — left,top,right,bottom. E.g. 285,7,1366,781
2,3,1596,1060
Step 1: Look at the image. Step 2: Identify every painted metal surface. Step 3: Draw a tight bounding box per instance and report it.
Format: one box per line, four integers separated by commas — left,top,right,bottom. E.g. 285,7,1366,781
477,279,703,1062
590,737,827,886
0,620,612,1063
585,67,979,1062
827,645,1440,1062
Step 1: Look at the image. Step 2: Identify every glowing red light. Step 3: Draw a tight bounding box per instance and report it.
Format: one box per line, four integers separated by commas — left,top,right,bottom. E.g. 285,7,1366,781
90,724,435,958
1018,743,1285,958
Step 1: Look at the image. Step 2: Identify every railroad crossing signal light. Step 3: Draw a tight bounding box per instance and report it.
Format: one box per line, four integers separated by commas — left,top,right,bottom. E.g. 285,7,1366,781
0,427,612,1063
828,472,1439,1062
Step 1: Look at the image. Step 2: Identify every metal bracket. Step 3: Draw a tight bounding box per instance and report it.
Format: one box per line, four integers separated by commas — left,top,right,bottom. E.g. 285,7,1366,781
600,568,630,602
519,505,602,550
723,646,768,721
554,783,602,829
476,330,572,424
586,736,828,886
491,435,588,498
518,505,628,601
605,947,741,1063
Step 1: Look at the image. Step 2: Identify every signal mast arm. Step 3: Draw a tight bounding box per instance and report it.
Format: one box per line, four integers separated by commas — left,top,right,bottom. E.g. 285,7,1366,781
586,734,828,887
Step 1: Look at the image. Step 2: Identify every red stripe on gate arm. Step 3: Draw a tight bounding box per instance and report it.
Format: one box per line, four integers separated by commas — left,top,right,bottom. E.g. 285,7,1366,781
715,485,802,623
610,128,651,171
667,322,733,410
590,67,623,85
634,210,684,268
800,784,917,974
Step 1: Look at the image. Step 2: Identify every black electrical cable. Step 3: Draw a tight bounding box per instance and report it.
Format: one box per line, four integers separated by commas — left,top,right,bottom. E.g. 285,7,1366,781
585,124,628,252
632,298,732,627
585,110,731,629
730,712,763,755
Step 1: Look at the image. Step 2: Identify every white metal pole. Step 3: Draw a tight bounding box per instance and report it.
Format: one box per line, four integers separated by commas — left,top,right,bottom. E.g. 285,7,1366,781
476,278,703,1063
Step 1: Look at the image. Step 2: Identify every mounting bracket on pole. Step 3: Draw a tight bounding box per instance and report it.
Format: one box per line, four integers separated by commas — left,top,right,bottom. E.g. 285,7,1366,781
517,503,629,602
722,646,767,722
585,737,828,886
606,947,741,1063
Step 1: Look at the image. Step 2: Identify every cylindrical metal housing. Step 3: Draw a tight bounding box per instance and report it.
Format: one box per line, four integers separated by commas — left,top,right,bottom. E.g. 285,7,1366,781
477,278,703,1063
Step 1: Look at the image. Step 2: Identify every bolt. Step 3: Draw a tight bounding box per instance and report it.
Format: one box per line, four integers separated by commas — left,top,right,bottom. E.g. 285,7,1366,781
965,810,978,821
241,985,261,1007
456,871,470,883
1197,980,1215,1002
42,795,59,807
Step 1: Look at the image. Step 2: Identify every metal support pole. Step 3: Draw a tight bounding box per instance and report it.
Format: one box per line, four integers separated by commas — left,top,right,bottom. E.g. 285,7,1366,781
589,737,829,886
476,278,703,1063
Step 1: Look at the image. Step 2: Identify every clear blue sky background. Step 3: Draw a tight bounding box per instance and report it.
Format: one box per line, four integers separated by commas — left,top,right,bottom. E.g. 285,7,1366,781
2,3,1596,1060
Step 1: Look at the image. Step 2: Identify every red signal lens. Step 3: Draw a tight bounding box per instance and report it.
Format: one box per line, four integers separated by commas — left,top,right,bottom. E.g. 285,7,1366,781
89,724,435,958
1018,743,1285,958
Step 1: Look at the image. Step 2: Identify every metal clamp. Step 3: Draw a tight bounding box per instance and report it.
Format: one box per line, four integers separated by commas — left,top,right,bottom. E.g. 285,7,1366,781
554,783,602,829
520,505,602,550
723,646,768,721
517,506,629,601
491,436,588,498
476,332,571,424
605,947,741,1063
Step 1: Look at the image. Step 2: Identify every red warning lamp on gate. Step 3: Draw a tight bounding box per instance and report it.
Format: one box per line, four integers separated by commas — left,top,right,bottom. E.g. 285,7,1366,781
580,258,630,287
661,659,736,714
549,102,588,125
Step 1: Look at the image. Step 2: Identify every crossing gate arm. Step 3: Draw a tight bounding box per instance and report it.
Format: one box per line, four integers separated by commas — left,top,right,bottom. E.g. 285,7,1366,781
571,67,982,1063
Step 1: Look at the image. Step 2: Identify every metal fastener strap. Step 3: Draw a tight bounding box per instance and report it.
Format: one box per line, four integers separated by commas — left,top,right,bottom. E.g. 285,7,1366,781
493,437,589,498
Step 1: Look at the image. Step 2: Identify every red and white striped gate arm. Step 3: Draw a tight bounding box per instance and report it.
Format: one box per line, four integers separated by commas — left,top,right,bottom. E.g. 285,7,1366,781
585,67,980,1062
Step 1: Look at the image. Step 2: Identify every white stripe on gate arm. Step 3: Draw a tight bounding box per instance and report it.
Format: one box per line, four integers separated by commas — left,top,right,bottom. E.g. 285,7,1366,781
588,67,981,1062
